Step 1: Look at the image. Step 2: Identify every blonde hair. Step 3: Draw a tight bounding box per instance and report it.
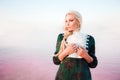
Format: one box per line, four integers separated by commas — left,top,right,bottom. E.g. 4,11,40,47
56,10,82,56
66,10,82,29
66,10,82,23
55,30,73,56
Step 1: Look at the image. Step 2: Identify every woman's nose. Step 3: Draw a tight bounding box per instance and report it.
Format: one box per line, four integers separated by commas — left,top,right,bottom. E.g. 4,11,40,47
66,22,69,26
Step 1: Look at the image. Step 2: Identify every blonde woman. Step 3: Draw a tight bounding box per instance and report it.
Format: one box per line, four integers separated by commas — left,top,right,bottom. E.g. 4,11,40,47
53,10,98,80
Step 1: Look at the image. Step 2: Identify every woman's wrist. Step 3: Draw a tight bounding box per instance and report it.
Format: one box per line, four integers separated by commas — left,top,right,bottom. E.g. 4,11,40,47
58,49,68,61
83,52,93,63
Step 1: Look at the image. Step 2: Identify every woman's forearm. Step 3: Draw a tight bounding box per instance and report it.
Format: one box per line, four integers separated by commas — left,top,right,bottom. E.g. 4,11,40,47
83,53,93,63
58,50,68,61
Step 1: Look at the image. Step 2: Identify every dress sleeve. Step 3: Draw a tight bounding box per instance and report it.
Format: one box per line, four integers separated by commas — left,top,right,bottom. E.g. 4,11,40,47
53,33,63,65
87,35,98,68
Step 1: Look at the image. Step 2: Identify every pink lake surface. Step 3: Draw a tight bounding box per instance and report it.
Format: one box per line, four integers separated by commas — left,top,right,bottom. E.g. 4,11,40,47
0,49,120,80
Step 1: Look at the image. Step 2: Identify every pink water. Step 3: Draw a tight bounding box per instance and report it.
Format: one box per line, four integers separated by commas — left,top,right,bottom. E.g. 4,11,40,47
0,49,120,80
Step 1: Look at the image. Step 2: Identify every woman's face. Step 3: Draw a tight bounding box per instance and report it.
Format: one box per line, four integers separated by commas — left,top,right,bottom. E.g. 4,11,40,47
65,14,80,31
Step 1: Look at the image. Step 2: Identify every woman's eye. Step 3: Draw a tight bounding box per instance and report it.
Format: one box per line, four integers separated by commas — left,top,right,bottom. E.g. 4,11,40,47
70,20,73,22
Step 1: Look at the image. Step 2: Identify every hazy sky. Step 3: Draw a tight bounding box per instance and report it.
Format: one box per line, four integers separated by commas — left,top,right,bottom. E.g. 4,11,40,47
0,0,120,54
0,1,120,80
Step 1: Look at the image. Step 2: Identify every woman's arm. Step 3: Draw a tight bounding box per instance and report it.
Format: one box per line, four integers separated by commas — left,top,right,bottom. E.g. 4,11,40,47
87,35,98,68
76,47,93,63
53,34,77,65
53,33,63,65
58,43,76,61
76,35,98,68
58,48,69,61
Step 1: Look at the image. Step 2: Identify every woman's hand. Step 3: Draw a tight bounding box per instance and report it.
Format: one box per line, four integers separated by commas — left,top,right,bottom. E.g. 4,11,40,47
65,43,77,55
58,43,77,61
76,46,86,57
76,46,93,63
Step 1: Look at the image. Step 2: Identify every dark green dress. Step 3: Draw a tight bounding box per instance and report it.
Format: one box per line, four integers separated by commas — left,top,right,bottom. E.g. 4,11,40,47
53,33,98,80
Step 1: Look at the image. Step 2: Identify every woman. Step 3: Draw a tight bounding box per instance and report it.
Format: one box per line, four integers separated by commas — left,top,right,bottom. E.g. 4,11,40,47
53,10,98,80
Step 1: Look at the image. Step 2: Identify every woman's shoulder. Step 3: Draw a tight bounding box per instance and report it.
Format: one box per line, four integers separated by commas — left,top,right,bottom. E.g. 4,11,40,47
87,34,95,39
80,33,95,42
58,33,64,36
80,33,94,39
86,34,95,44
57,33,64,40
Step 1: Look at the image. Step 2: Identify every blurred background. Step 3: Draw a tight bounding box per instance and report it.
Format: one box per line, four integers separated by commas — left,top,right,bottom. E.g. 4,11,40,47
0,0,120,80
